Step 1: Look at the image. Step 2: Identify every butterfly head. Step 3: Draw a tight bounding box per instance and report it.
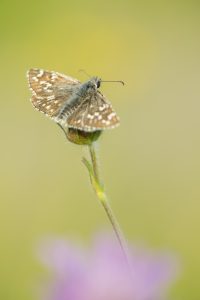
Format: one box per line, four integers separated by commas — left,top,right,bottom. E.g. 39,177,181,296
84,77,101,92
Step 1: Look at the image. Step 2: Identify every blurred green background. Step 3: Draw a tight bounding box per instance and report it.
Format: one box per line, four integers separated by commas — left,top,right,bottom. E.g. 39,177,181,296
0,0,200,299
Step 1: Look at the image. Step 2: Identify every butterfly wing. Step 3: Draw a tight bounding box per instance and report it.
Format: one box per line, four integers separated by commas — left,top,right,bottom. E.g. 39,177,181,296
67,91,120,132
27,68,81,118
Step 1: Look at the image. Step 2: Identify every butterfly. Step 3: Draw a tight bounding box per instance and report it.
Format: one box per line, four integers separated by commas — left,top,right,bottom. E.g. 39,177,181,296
27,68,120,132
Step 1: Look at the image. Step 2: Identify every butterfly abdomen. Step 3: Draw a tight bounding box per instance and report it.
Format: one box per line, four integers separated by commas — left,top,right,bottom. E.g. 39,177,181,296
58,94,84,120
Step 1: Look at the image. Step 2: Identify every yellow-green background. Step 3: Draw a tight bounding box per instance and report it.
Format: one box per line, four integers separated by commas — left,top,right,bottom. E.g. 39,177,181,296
0,0,199,299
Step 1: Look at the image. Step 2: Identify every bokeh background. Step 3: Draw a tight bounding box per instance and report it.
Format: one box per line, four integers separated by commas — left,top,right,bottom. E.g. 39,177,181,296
0,0,200,299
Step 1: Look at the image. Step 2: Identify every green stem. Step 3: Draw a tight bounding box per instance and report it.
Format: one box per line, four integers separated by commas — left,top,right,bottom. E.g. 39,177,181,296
89,143,100,184
57,125,130,267
83,142,130,268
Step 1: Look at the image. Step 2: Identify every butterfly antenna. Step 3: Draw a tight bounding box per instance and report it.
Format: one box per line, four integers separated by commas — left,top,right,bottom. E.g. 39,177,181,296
101,80,125,86
78,69,91,78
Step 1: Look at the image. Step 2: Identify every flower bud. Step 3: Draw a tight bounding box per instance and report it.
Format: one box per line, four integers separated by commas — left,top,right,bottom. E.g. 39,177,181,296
66,128,102,145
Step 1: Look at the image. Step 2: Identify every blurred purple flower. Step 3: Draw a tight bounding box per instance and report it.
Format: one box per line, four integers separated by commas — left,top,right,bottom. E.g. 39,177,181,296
38,234,178,300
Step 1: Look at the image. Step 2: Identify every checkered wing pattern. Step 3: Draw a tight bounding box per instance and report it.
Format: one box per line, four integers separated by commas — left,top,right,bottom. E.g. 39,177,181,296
67,91,120,132
27,68,80,118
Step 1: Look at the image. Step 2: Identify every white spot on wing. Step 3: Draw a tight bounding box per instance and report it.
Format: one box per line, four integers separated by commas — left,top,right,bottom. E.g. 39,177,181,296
108,112,116,120
47,95,55,101
32,76,39,82
99,105,106,111
37,70,44,77
87,114,94,119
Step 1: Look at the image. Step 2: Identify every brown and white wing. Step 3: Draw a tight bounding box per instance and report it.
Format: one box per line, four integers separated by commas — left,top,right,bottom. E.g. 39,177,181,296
67,91,120,132
27,68,80,118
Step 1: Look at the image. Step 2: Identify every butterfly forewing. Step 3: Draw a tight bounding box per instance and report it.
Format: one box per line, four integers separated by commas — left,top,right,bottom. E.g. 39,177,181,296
27,68,80,117
67,91,120,132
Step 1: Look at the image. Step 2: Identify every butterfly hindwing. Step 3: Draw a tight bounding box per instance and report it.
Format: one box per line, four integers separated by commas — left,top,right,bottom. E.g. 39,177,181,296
67,91,120,131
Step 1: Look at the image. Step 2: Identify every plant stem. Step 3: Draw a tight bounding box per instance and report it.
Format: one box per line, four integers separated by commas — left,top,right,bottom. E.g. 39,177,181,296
57,125,130,268
88,142,101,184
83,142,130,268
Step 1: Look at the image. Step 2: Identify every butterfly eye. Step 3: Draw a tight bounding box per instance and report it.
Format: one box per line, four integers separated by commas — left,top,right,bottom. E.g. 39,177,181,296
86,83,91,89
96,80,101,88
86,83,95,90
